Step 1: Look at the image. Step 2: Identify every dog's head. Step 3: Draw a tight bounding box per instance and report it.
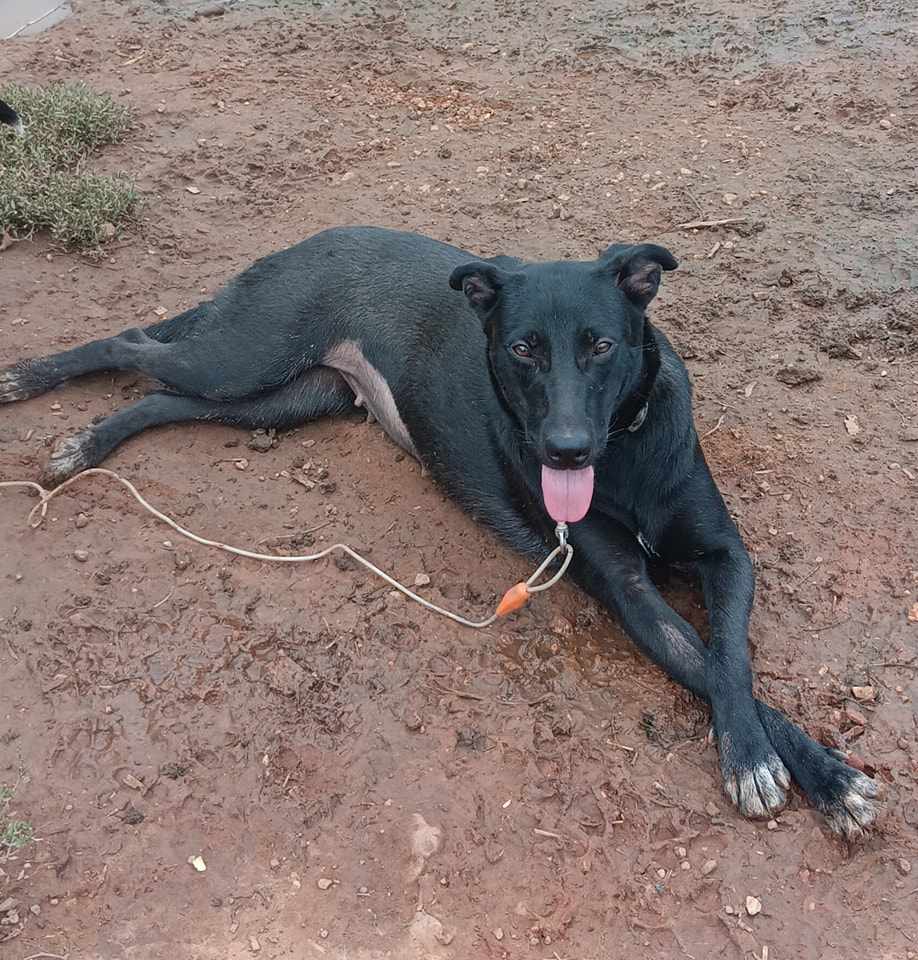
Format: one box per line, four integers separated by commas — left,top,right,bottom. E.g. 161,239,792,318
449,243,677,522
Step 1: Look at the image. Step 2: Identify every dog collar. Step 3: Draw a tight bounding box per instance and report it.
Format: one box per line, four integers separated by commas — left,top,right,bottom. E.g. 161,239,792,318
610,322,659,436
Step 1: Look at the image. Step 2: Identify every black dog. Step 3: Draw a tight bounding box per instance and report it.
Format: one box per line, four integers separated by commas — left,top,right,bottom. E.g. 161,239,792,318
0,100,24,135
0,226,878,836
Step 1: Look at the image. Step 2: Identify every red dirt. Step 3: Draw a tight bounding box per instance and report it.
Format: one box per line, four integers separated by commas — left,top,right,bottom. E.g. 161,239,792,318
1,2,917,958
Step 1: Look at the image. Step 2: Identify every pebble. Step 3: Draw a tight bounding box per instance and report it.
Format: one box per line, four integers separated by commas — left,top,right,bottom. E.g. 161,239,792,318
188,855,206,872
675,846,687,857
656,868,666,879
851,685,876,701
845,704,868,727
746,896,762,916
897,858,912,876
74,513,89,529
705,802,720,817
681,860,691,871
73,549,89,562
270,858,280,869
414,573,431,587
879,118,892,129
317,877,334,890
767,819,778,831
701,859,718,876
493,927,504,941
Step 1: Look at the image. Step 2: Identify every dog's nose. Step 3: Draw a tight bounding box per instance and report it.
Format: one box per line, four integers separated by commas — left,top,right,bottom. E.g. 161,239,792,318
545,432,591,468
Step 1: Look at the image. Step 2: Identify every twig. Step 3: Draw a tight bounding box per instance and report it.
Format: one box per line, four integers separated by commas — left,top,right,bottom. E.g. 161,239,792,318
701,414,726,439
4,1,68,39
678,216,747,230
429,681,487,701
867,657,917,670
21,953,68,960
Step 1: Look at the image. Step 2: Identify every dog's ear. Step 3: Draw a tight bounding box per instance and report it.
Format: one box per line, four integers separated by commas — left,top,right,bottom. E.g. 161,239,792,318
600,243,678,307
449,262,506,314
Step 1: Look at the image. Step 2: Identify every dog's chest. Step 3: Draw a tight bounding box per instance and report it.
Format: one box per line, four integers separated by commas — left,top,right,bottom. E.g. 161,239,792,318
322,341,419,458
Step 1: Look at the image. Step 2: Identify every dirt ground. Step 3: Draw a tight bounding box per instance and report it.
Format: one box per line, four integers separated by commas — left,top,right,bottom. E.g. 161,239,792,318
1,1,917,957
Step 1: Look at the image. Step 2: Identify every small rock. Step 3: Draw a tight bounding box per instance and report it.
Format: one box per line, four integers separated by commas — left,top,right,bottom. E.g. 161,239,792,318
746,896,762,916
73,549,89,562
270,858,280,869
705,802,720,817
776,363,822,387
701,859,718,876
317,877,334,890
319,928,329,938
908,602,918,624
879,118,892,130
194,1,227,16
725,904,734,915
0,898,18,914
767,819,778,831
186,185,201,195
493,927,504,941
414,573,431,588
675,846,687,858
845,704,868,727
235,458,249,471
897,858,912,876
681,860,691,870
188,855,207,872
900,428,918,443
851,685,876,702
30,904,40,916
844,415,861,437
549,615,573,637
249,935,261,953
74,513,89,529
50,401,62,411
656,868,666,879
247,430,275,453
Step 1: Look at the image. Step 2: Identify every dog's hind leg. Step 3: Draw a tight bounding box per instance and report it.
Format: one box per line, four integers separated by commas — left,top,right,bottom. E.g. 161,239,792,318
0,308,205,404
43,367,354,483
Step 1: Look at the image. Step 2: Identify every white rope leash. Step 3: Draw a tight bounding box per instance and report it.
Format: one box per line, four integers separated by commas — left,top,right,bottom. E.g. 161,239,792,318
0,468,574,629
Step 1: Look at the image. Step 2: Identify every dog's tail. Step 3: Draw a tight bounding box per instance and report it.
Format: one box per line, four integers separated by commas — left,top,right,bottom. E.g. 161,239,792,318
0,99,25,136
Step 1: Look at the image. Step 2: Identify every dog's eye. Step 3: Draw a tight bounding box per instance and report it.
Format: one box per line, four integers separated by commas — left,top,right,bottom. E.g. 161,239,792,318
593,339,614,356
511,342,532,359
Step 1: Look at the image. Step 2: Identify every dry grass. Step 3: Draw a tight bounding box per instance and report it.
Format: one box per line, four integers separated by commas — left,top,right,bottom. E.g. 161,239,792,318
0,82,138,249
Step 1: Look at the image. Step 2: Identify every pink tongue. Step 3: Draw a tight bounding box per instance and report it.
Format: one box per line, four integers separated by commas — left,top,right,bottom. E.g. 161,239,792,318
541,465,595,523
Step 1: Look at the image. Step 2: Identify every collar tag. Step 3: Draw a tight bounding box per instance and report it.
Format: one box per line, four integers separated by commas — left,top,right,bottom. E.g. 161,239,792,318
627,403,649,433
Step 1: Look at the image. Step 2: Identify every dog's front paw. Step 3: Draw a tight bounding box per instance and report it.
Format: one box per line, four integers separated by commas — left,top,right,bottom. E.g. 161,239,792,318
717,724,791,820
807,747,880,840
